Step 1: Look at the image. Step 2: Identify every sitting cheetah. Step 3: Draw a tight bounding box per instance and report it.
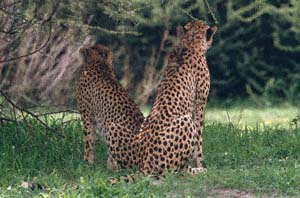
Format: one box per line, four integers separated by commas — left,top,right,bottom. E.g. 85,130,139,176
76,44,144,169
108,20,217,175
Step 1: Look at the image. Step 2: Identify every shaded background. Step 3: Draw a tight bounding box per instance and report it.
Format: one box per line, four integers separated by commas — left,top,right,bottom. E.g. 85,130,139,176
1,0,300,110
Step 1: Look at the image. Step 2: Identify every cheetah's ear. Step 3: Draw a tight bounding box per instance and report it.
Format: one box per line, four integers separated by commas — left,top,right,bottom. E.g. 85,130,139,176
184,22,192,31
176,25,185,39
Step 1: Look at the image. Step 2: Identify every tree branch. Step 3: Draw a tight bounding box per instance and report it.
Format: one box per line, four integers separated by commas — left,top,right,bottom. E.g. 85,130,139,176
0,116,17,123
0,22,52,63
0,90,64,138
0,1,22,10
36,109,79,117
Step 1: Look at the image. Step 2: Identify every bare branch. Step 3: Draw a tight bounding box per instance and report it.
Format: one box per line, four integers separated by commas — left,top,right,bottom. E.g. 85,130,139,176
203,0,219,24
56,18,142,36
0,22,52,63
0,28,18,35
154,16,170,68
0,116,17,123
41,0,61,24
0,1,22,10
36,109,79,117
0,90,64,138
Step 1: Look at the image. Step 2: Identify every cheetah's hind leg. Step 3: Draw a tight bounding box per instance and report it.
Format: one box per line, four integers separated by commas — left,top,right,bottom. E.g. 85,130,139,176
106,122,138,171
80,113,96,165
141,115,198,176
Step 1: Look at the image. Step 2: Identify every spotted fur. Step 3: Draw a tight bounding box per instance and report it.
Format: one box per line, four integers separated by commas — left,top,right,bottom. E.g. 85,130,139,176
108,20,217,175
76,44,144,169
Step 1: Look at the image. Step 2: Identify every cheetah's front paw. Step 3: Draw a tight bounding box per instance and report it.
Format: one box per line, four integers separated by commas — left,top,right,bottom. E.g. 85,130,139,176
187,166,207,176
84,155,94,165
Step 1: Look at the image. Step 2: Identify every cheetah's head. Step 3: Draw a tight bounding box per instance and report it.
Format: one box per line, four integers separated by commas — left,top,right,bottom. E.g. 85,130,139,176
176,20,217,53
80,44,113,66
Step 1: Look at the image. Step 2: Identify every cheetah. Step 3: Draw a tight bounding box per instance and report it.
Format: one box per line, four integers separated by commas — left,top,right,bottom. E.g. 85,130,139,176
76,44,144,169
108,20,217,175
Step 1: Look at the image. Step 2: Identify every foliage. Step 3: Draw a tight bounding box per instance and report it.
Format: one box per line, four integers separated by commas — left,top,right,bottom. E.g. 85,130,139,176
207,0,300,105
0,0,300,106
1,107,300,196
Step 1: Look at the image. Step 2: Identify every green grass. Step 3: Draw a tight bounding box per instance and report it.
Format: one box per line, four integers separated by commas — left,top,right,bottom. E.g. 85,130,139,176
1,106,300,197
206,104,299,128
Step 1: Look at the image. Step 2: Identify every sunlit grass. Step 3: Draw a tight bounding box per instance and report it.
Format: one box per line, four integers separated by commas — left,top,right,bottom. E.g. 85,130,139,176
142,104,299,128
206,105,299,128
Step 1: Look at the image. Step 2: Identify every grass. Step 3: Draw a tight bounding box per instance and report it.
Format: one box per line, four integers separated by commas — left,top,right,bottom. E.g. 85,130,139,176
1,106,300,197
206,104,299,128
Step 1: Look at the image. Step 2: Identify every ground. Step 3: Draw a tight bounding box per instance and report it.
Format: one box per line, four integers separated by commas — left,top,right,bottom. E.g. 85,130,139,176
1,103,300,197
